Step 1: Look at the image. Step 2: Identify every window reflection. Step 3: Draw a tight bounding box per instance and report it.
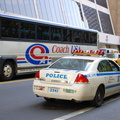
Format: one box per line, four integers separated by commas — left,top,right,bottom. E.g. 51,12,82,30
37,0,48,20
1,19,19,38
4,0,13,12
62,0,71,24
37,25,50,40
11,0,20,14
62,0,83,27
51,27,62,41
0,0,36,18
1,16,97,45
63,29,72,42
0,0,6,11
29,0,36,18
20,22,35,39
44,0,53,21
49,1,57,22
53,0,64,23
24,0,33,17
18,0,26,16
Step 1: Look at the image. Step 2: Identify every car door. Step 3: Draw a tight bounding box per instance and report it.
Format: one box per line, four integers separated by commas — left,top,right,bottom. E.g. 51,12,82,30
97,60,117,96
108,60,120,92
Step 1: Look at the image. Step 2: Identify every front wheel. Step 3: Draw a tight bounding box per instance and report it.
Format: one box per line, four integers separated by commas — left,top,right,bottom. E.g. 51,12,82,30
0,61,15,81
91,86,105,107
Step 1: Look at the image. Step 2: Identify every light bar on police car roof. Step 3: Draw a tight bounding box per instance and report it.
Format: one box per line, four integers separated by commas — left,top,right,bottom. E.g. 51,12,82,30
73,50,104,56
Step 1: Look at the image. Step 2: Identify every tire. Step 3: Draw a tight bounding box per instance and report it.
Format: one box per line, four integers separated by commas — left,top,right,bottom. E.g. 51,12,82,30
44,97,55,102
0,61,15,81
91,86,105,107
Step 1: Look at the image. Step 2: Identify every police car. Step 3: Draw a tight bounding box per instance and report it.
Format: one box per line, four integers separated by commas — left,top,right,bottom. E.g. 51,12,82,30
33,50,120,107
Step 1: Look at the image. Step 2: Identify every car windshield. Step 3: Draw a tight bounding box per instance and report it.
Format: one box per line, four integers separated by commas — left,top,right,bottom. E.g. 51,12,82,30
49,58,93,71
106,54,118,58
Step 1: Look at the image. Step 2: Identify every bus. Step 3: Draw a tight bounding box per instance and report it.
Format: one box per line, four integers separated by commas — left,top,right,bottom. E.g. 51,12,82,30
0,12,98,81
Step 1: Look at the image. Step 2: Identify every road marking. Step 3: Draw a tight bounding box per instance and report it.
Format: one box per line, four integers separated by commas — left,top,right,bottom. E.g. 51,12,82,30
53,95,120,120
0,78,33,84
53,107,95,120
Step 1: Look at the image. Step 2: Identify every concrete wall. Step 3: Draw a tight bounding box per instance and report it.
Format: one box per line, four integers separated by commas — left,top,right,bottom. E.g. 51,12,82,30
108,0,120,36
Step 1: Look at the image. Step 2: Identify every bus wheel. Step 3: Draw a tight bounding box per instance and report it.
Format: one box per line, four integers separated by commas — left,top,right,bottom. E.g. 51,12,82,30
1,61,15,81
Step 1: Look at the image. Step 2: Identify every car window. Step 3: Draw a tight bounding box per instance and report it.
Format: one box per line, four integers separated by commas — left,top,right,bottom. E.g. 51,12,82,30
118,54,120,58
108,60,119,71
49,58,93,71
98,60,112,72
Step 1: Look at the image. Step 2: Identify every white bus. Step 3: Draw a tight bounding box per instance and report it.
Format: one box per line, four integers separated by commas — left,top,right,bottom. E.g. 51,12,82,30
0,13,98,81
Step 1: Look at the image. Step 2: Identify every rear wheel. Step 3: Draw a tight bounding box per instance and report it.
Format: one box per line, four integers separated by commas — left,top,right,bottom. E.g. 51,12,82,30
0,61,15,81
91,86,105,107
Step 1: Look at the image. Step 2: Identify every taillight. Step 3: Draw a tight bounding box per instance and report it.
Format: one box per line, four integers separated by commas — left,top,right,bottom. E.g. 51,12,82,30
74,74,89,83
35,71,40,79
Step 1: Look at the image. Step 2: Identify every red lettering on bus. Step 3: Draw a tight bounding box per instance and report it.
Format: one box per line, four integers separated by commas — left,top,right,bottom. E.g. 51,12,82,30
52,45,69,53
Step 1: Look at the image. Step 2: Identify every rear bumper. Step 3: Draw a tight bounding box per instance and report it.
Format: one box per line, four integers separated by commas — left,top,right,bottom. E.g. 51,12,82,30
33,80,94,102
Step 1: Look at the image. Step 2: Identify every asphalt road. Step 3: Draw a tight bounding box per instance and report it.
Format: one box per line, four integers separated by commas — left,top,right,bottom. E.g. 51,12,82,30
0,75,120,120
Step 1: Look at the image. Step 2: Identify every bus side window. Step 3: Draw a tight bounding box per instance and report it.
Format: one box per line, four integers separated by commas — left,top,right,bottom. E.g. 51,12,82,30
63,29,72,42
51,27,62,41
20,22,35,39
1,19,19,38
73,31,79,42
37,25,50,40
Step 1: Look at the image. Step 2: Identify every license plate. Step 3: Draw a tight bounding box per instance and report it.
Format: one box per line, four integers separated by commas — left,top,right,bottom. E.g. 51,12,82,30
49,88,59,93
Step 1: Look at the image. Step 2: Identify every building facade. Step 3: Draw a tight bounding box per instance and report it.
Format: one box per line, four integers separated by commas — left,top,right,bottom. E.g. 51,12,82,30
0,0,120,51
108,0,120,36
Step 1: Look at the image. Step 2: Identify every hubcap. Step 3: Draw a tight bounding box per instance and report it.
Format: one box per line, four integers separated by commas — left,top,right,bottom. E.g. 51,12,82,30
4,65,12,77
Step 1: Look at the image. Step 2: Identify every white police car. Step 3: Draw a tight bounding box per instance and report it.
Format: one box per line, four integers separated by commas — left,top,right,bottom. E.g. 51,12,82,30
33,50,120,107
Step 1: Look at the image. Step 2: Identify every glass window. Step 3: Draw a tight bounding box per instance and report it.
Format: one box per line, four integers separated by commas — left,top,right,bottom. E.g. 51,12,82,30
68,0,75,25
108,60,119,71
83,5,101,32
106,54,117,58
37,25,50,40
99,11,113,34
53,0,64,23
74,2,84,27
36,0,48,20
4,0,13,13
63,29,72,42
29,0,36,18
98,60,112,72
89,33,97,44
20,22,35,39
96,0,108,8
51,27,62,41
24,0,33,17
72,30,97,44
49,58,93,71
18,0,26,16
1,19,19,38
62,0,84,27
0,0,6,11
73,31,81,43
89,0,95,2
11,0,20,14
44,0,53,21
62,0,71,25
49,0,57,22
